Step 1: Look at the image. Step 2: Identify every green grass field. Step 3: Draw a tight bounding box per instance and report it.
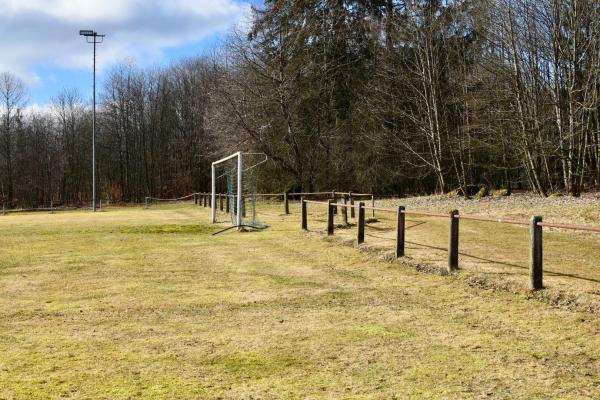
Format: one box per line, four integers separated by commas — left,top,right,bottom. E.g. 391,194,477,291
1,202,600,399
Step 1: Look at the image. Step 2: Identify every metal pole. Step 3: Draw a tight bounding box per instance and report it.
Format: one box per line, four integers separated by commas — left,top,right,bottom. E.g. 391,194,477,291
211,166,216,223
92,36,97,212
236,152,243,229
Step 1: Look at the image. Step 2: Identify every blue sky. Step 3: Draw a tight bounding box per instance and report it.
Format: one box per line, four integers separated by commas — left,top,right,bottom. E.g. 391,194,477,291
0,0,261,110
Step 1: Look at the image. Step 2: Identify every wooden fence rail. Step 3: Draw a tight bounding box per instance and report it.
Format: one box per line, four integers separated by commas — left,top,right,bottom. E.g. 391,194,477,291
300,199,600,291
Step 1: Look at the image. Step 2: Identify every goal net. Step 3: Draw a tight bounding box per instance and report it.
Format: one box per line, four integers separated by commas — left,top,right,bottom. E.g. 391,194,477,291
211,152,267,229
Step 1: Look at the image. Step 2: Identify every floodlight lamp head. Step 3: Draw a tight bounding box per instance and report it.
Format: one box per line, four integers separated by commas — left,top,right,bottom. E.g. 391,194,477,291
79,30,95,36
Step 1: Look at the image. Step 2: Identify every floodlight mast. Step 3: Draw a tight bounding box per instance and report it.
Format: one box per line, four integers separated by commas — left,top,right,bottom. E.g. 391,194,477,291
79,29,105,212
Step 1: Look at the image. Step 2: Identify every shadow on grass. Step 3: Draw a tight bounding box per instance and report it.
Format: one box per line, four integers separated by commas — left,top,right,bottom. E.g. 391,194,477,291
406,241,600,284
305,220,600,285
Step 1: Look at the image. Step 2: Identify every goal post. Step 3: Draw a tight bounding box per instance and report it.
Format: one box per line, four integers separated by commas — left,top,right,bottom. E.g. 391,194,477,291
211,151,242,227
211,151,268,230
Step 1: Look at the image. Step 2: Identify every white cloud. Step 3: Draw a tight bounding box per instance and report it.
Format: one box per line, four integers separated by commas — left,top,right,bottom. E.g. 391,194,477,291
22,102,53,117
0,0,251,85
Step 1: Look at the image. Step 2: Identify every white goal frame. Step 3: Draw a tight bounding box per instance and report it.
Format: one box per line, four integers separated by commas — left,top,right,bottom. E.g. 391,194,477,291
211,151,243,227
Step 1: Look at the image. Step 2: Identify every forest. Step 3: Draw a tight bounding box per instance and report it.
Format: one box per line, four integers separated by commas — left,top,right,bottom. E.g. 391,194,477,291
1,0,599,206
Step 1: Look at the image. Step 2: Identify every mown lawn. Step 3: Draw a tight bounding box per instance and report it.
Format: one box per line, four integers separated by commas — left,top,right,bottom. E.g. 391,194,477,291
1,203,600,399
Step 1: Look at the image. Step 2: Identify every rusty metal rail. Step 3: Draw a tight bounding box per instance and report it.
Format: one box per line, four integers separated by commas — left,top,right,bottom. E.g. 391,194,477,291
456,214,530,226
537,221,600,233
303,200,330,206
301,198,600,233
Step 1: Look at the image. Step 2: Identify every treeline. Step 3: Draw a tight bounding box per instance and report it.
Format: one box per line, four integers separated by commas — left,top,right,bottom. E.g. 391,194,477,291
1,0,600,206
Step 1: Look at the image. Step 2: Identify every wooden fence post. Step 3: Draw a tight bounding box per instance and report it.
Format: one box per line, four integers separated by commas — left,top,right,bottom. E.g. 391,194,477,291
530,216,543,290
226,195,230,213
342,196,348,225
242,195,246,218
284,192,290,215
396,206,405,258
194,193,197,205
448,210,459,272
371,195,375,218
357,202,365,244
219,194,224,211
203,194,207,207
349,192,355,218
327,199,334,235
301,197,307,230
2,203,5,215
145,197,149,209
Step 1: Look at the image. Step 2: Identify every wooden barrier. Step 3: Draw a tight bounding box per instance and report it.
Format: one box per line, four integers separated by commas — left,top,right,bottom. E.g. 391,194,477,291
144,189,599,293
530,216,543,290
357,202,365,244
371,195,375,218
297,200,600,291
284,192,290,215
301,197,307,230
448,210,459,272
327,200,334,236
396,206,405,257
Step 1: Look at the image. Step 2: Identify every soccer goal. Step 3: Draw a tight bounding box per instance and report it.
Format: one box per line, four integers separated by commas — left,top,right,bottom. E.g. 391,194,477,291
211,152,268,230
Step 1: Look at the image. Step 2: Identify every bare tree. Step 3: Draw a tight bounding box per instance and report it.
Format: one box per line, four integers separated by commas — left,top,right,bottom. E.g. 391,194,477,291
0,72,27,202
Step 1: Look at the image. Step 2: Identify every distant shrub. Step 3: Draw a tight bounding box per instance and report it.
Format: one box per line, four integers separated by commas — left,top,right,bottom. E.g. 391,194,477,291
447,185,481,198
492,189,510,197
448,189,461,198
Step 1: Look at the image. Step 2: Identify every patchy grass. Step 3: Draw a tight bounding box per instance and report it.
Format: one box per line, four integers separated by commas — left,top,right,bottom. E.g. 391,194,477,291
1,202,600,398
120,224,217,235
297,195,600,311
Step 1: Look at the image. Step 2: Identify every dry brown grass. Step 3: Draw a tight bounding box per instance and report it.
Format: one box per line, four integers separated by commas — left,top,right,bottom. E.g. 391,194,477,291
0,202,600,398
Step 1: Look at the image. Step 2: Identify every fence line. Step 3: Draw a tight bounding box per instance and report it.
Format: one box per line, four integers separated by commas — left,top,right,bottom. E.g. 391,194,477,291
144,190,374,216
1,200,102,215
299,198,600,291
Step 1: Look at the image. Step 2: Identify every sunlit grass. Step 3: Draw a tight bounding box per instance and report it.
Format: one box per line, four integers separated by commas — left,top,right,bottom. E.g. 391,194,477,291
1,202,600,398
